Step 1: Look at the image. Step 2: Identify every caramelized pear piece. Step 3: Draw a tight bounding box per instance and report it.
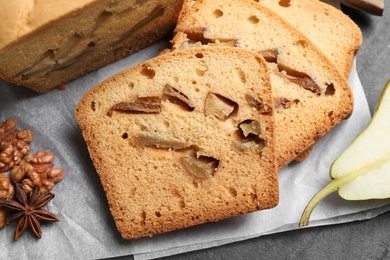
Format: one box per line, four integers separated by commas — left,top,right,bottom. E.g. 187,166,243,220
136,135,191,150
246,94,272,114
108,98,161,116
204,92,237,120
163,84,195,111
277,63,321,95
238,120,261,137
181,155,219,179
259,49,278,63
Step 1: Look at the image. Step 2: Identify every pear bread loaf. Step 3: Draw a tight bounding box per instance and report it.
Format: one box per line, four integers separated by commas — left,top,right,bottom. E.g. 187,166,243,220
171,0,354,168
75,47,279,239
0,0,184,93
256,0,362,78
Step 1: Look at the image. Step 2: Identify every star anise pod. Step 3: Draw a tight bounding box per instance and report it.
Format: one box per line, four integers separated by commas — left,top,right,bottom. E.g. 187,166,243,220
0,183,59,240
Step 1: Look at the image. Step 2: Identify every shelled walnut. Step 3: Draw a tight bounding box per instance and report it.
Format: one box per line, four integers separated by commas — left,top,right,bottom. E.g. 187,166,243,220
0,118,64,239
11,151,64,194
0,208,6,229
0,119,32,172
0,173,14,200
0,173,14,229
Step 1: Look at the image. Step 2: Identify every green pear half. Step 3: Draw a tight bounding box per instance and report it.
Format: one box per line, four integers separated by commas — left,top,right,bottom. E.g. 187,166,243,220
299,80,390,227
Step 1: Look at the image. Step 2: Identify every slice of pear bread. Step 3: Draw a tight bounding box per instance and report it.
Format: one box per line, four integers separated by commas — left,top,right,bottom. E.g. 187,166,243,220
256,0,362,78
0,0,184,93
256,0,362,163
75,47,279,239
171,0,354,168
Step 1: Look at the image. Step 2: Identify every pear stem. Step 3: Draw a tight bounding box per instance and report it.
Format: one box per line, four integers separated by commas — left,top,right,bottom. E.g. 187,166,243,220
299,152,390,227
299,180,339,227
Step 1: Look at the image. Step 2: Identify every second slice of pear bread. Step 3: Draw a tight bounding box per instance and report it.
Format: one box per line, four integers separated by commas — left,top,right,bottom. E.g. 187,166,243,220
172,0,354,168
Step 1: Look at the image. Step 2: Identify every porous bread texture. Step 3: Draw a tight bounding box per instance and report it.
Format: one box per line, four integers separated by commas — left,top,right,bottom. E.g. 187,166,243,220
171,0,354,168
75,47,279,239
255,0,362,78
0,0,184,93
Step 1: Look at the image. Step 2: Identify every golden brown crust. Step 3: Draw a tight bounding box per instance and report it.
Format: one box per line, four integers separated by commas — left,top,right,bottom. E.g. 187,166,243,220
75,47,279,239
294,145,314,162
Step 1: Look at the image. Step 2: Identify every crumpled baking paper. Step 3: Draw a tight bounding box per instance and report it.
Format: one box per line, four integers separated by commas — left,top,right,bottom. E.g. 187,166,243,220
1,36,389,260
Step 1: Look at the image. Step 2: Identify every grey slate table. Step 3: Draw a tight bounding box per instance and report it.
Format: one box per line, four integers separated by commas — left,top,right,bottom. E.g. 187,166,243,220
1,4,388,260
149,5,390,260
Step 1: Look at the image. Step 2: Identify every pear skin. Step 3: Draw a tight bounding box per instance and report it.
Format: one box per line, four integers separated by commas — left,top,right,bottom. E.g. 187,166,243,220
299,80,390,227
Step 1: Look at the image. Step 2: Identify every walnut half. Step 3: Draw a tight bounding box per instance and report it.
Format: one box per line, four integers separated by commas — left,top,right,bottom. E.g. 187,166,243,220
0,173,14,229
0,173,14,200
0,207,6,229
10,151,64,194
0,119,32,172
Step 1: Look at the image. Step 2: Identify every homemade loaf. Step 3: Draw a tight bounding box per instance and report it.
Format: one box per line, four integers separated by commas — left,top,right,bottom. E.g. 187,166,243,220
75,47,279,239
256,0,362,78
0,0,184,93
171,0,354,168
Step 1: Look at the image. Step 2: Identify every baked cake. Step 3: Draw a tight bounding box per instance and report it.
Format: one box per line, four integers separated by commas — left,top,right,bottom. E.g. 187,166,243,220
75,47,279,239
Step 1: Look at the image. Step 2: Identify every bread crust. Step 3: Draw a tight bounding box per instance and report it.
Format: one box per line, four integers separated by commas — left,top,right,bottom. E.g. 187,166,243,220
75,47,279,239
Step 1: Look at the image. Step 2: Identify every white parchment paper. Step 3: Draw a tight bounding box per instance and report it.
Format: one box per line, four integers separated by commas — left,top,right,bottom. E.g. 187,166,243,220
1,40,389,260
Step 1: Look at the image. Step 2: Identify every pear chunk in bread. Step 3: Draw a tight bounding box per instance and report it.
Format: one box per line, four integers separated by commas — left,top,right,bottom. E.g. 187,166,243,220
172,0,354,168
75,47,279,239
